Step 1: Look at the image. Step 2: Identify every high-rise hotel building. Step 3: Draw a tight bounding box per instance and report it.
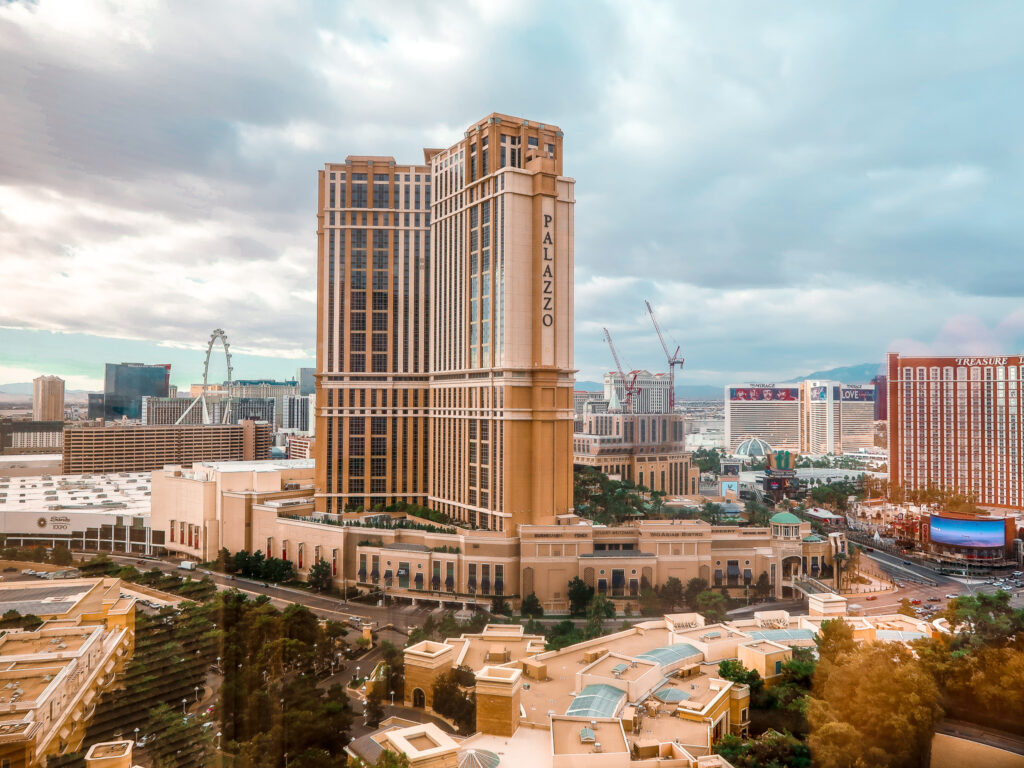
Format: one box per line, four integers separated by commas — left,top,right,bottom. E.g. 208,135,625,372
887,352,1023,510
315,114,575,533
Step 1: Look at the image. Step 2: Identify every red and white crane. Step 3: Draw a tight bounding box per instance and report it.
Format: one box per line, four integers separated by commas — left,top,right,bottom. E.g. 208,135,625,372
645,300,684,410
602,327,639,414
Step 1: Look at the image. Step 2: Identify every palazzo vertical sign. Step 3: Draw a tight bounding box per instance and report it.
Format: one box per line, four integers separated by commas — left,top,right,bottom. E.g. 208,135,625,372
540,199,555,365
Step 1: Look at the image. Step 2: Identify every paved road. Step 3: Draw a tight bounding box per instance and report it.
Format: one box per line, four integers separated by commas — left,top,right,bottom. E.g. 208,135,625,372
861,549,956,586
105,554,442,633
937,719,1024,756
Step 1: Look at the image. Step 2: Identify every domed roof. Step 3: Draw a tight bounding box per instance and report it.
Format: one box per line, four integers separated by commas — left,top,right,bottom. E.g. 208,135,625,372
770,511,802,525
734,437,773,458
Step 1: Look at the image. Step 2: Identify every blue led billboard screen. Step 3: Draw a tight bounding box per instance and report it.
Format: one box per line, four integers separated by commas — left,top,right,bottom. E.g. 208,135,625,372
929,515,1006,548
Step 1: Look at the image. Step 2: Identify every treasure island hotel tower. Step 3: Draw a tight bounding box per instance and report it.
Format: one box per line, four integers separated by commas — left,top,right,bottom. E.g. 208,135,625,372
315,114,575,534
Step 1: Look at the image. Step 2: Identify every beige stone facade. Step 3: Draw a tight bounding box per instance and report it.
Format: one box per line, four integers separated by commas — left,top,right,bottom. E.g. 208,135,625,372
403,605,933,767
153,461,846,610
0,578,136,767
62,421,271,475
313,114,575,535
32,376,64,422
574,410,696,495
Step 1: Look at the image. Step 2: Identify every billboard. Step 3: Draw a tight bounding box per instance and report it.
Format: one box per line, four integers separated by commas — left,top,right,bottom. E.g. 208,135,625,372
929,515,1006,548
809,386,827,401
730,387,799,402
841,387,875,402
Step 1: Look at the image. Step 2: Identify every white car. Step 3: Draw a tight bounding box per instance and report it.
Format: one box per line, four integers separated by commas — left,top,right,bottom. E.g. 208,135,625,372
945,594,959,599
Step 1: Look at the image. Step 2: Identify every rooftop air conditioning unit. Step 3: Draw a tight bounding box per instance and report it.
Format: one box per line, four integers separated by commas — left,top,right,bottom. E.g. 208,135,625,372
594,743,602,753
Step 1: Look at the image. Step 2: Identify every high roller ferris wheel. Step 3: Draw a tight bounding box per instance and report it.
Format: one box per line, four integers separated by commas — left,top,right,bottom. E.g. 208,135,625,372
175,328,234,425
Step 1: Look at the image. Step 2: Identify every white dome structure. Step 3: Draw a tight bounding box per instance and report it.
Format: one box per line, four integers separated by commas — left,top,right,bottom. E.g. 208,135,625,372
733,437,773,458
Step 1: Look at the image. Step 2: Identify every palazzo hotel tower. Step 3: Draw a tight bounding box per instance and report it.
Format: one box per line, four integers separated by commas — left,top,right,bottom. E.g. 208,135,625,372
315,114,575,533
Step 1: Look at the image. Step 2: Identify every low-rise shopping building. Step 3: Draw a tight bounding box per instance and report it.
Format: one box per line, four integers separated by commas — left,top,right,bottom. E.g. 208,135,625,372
399,600,933,767
151,461,847,611
0,578,136,766
0,472,161,555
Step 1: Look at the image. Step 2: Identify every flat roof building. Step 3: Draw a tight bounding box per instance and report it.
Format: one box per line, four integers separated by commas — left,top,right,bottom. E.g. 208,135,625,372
32,376,65,422
151,460,845,610
62,421,272,474
0,471,161,554
604,370,672,414
315,113,574,533
0,578,135,766
97,363,171,422
399,602,931,766
0,420,64,456
887,352,1024,511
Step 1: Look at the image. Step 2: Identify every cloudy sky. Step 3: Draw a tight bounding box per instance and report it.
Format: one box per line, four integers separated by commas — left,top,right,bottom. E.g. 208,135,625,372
2,0,1024,391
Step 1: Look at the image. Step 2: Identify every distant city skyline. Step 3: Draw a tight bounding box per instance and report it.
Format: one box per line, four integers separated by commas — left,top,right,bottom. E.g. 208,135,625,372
3,3,1024,388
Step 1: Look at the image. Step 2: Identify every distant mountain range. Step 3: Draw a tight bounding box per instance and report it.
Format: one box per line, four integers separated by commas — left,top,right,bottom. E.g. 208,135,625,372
1,363,882,405
782,362,883,384
0,383,94,403
575,362,882,402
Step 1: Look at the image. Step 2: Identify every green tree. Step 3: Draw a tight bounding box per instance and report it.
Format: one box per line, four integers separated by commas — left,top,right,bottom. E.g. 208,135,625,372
897,598,917,617
661,576,684,612
808,642,942,768
567,576,594,615
431,669,476,733
50,544,73,566
373,750,411,768
214,547,235,573
307,558,334,592
684,577,708,610
695,590,728,623
365,686,385,728
584,594,616,639
744,499,773,527
815,619,856,665
490,596,512,616
943,590,1024,650
520,592,544,618
715,730,811,768
545,620,584,651
692,447,722,474
144,702,210,768
754,571,773,600
718,659,763,693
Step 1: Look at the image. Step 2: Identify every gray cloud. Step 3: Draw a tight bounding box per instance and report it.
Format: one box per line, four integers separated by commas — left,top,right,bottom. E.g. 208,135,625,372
2,0,1023,385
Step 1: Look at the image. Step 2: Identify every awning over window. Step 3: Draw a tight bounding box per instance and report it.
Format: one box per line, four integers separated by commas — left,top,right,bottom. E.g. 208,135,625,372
727,564,741,576
612,571,625,587
414,573,424,586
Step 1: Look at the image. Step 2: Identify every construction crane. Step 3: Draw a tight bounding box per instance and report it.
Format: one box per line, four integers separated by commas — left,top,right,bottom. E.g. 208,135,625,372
602,327,640,414
645,300,685,410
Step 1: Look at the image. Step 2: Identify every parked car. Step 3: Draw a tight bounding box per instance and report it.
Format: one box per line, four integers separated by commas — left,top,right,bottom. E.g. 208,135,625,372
945,594,959,599
910,599,922,605
866,595,878,601
902,560,913,566
927,597,941,602
3,567,17,573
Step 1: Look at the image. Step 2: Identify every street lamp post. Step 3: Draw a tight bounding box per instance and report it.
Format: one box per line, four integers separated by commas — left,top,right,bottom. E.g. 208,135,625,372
181,698,188,716
390,690,395,707
215,731,222,751
194,685,200,702
133,727,140,744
